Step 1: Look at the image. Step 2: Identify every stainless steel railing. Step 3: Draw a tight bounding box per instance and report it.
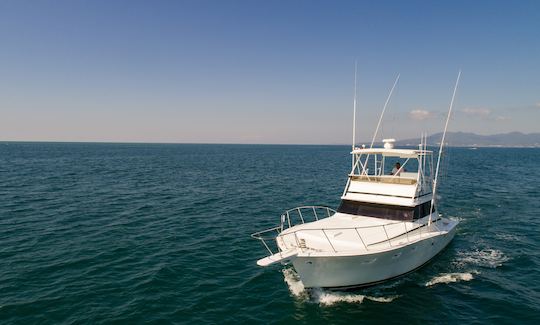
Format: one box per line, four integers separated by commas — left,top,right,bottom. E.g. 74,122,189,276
278,216,442,254
252,208,441,257
280,206,337,230
251,206,336,256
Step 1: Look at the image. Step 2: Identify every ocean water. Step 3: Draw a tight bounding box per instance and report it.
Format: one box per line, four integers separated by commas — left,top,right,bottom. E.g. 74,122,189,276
0,143,539,324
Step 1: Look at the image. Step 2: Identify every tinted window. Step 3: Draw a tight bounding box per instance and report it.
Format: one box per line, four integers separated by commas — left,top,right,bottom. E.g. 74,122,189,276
414,201,436,219
338,200,435,221
337,200,413,221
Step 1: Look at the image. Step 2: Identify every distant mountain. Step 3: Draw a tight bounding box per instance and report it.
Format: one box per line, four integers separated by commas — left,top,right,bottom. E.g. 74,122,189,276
393,132,540,147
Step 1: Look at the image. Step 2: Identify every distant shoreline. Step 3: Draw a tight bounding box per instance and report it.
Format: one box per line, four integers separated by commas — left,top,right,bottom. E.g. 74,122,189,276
1,140,539,148
3,131,540,147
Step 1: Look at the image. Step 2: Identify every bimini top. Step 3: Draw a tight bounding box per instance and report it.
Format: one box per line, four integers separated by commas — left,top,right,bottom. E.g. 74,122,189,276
351,148,432,158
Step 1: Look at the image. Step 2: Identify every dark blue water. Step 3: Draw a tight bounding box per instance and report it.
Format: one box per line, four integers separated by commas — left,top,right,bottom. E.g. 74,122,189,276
1,143,539,324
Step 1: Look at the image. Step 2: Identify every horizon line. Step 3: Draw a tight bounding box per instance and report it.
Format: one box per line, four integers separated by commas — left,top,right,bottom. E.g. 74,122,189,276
1,130,539,147
1,140,539,148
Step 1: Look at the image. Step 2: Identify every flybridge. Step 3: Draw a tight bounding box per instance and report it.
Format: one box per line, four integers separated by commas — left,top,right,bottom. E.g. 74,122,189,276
348,67,462,225
342,137,435,207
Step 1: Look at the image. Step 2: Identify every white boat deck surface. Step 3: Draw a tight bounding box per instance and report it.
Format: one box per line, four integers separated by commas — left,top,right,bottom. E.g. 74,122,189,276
281,212,396,232
277,212,452,256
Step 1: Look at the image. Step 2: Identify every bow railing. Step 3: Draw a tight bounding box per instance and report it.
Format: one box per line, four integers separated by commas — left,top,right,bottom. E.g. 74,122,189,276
251,206,336,255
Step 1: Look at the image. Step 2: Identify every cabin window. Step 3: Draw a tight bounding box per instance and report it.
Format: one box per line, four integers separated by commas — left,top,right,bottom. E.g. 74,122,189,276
414,201,436,219
337,200,435,221
337,200,413,221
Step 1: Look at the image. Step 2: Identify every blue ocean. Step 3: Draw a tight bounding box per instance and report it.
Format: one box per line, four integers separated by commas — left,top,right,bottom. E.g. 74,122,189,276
1,143,539,324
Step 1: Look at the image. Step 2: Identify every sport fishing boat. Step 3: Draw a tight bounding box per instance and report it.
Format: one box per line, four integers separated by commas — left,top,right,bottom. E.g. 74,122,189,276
251,70,462,289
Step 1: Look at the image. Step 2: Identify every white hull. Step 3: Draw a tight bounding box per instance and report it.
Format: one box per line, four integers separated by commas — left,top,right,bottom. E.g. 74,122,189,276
292,225,456,288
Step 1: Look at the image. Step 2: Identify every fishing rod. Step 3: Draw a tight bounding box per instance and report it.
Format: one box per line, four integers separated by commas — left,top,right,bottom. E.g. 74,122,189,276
429,70,461,226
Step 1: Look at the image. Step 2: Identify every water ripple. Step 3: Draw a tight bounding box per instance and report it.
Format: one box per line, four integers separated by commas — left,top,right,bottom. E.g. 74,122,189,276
0,144,539,324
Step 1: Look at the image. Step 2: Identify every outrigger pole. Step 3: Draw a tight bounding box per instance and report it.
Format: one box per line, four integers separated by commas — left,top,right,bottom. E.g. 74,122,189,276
355,73,400,176
352,60,358,169
369,74,400,149
429,70,461,226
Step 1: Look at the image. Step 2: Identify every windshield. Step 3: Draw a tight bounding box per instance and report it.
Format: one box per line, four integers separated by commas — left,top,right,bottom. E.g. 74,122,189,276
337,200,434,221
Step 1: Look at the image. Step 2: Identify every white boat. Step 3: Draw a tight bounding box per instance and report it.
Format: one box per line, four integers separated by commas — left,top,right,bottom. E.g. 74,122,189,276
251,70,462,289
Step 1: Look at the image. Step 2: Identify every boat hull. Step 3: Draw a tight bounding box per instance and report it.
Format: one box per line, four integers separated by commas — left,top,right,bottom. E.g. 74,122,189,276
292,226,456,288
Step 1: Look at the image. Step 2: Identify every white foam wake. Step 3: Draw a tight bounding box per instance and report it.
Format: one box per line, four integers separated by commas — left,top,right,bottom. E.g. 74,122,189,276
425,271,478,287
312,290,366,305
282,268,399,305
282,268,307,298
456,248,509,268
312,290,400,306
449,216,463,222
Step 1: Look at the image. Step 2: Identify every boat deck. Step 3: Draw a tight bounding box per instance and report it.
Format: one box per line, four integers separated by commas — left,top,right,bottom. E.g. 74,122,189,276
277,213,453,256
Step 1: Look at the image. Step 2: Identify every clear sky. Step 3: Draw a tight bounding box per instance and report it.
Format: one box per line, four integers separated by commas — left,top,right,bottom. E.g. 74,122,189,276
1,0,539,144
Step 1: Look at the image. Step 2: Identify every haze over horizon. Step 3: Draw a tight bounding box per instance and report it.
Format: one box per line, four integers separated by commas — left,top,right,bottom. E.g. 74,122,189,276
1,0,539,144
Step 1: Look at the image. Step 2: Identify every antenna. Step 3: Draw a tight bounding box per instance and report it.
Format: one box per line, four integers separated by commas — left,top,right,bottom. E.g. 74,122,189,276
423,132,427,181
370,74,400,149
429,70,461,225
352,60,358,169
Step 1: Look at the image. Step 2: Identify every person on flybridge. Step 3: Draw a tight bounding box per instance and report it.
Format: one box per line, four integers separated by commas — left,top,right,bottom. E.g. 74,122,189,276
391,162,405,176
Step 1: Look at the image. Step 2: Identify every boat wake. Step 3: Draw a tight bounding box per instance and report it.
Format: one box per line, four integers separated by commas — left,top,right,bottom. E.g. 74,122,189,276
455,248,509,268
282,268,399,305
282,268,307,298
494,233,522,242
449,216,463,222
313,290,398,306
423,248,509,287
425,271,478,287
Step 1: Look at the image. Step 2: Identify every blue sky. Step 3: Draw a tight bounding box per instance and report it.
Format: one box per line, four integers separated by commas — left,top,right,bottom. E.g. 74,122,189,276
0,0,539,144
